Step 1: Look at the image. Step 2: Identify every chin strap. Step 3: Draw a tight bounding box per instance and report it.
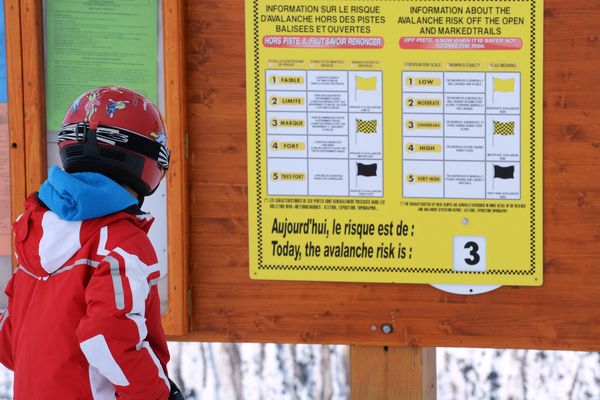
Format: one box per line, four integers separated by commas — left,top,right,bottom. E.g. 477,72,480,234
81,122,101,159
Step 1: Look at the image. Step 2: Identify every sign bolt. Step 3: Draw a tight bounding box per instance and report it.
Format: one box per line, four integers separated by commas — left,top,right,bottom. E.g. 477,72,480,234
381,324,393,334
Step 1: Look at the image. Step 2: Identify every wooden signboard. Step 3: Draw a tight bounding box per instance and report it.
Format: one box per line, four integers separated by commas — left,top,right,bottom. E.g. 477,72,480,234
182,0,600,351
6,0,600,352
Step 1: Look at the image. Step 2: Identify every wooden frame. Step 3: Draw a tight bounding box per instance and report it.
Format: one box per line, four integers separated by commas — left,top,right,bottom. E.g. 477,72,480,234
5,0,190,336
162,0,190,336
5,0,26,240
6,0,46,233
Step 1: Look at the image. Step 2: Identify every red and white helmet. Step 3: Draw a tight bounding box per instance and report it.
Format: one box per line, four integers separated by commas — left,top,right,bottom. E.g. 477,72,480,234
58,86,170,197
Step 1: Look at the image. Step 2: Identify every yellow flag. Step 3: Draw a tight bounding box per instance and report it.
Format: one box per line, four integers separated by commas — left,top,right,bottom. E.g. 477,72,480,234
493,78,515,93
356,76,377,91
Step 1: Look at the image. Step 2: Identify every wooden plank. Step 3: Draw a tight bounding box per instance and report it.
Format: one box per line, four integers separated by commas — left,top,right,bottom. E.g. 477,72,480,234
179,0,600,351
20,0,46,194
5,0,26,257
162,0,190,337
350,346,436,400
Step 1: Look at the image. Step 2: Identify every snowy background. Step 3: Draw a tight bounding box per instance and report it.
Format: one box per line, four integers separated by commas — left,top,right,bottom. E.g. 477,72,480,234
168,345,600,400
0,344,598,399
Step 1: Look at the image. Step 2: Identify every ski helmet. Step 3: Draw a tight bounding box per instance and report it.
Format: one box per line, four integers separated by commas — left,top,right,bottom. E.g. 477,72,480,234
57,86,170,197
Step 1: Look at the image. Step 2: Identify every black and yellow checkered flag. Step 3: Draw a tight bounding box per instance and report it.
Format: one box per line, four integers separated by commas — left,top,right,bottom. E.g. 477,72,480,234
356,119,377,134
493,121,515,136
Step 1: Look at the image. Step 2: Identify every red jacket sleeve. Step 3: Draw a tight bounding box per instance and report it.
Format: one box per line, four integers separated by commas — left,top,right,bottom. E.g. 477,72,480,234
0,277,14,370
76,245,170,400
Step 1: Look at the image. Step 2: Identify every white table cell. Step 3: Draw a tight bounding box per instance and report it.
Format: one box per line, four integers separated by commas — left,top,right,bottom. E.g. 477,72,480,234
350,160,383,197
349,71,382,112
308,113,348,136
267,112,307,135
267,158,308,196
307,70,348,91
486,72,520,115
444,72,485,93
308,159,349,196
487,162,520,200
445,161,486,199
444,115,485,138
402,71,444,93
349,113,382,159
266,70,307,91
267,91,307,112
308,136,348,159
486,116,520,161
445,93,485,114
403,93,444,114
308,92,348,112
403,137,444,161
267,135,308,159
445,138,486,161
404,114,444,137
403,160,444,198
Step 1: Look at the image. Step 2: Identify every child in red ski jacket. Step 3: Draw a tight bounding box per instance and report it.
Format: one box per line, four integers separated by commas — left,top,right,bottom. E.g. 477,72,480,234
0,86,183,399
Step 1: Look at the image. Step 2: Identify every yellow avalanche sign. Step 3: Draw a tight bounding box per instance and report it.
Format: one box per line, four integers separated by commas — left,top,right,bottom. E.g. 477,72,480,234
246,0,543,285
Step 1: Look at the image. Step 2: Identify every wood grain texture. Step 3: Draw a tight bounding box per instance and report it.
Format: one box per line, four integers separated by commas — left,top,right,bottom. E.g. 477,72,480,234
162,0,190,337
20,0,46,194
5,0,26,264
350,346,436,400
178,0,600,350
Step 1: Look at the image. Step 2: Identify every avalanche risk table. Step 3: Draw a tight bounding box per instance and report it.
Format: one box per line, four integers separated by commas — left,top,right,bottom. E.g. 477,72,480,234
266,69,384,197
402,71,521,200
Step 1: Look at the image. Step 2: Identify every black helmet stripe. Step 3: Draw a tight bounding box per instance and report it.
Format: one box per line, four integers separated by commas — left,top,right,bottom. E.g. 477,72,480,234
58,123,170,170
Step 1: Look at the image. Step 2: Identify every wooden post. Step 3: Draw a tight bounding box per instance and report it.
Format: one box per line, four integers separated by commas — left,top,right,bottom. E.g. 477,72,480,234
20,0,47,194
5,0,27,243
162,0,190,337
350,346,436,400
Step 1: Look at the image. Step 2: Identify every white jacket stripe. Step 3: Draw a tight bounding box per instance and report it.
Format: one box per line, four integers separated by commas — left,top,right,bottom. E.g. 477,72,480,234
104,256,125,310
113,247,150,350
0,309,8,331
52,258,100,276
80,334,129,386
88,365,116,400
39,212,82,273
97,226,109,256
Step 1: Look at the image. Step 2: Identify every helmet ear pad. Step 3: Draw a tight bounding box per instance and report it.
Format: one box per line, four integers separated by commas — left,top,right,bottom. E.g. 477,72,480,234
60,142,151,197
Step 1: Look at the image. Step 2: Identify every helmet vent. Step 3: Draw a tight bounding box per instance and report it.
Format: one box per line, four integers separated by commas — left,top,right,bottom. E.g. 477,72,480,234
99,147,126,161
64,146,84,158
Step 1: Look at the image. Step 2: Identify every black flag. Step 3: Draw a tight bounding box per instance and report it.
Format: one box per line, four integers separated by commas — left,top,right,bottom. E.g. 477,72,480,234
357,163,377,177
493,165,515,179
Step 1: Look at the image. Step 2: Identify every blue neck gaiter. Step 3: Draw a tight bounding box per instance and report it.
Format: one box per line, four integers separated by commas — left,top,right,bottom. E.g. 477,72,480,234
38,166,138,221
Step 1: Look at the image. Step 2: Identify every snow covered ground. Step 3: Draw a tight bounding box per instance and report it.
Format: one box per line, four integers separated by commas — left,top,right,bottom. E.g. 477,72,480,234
0,344,598,399
166,344,600,400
